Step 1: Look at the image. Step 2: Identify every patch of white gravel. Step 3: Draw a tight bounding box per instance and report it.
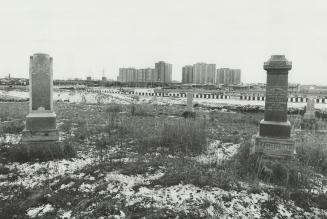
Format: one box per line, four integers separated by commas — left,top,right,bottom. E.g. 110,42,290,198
26,204,54,218
0,156,96,189
194,140,240,164
126,184,268,218
0,134,21,144
59,210,72,219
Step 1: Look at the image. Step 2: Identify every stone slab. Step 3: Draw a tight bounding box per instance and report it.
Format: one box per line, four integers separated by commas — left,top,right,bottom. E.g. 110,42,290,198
303,112,316,120
259,120,291,138
25,112,57,131
251,134,295,158
22,129,59,142
186,93,193,111
30,54,53,111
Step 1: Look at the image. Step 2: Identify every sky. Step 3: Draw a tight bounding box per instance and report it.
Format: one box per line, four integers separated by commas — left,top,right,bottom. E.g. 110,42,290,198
0,0,326,84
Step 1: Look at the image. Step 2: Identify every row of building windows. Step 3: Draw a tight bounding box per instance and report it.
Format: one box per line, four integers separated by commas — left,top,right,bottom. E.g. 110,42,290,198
182,63,241,85
117,61,172,83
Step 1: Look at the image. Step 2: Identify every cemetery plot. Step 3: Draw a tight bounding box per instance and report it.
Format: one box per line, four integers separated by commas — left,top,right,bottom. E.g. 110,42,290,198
0,102,327,218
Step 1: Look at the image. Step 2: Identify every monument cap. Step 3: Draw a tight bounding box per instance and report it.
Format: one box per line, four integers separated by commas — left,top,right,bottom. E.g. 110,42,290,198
264,55,292,71
33,53,49,56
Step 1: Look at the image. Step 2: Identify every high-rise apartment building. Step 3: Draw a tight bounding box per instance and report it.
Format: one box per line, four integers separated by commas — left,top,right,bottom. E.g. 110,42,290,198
117,67,155,83
182,63,242,85
216,68,241,85
192,63,216,84
154,61,172,83
182,65,193,83
118,61,171,83
117,68,137,82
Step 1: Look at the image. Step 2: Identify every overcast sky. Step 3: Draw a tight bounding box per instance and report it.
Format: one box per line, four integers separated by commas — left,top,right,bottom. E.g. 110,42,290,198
0,0,326,84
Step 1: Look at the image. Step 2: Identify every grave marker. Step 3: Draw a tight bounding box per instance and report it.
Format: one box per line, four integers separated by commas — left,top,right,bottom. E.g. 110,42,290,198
21,53,62,159
301,98,317,130
252,55,295,158
186,93,193,111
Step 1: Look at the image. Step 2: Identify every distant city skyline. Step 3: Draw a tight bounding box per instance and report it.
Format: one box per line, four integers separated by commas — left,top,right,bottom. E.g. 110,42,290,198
0,0,327,85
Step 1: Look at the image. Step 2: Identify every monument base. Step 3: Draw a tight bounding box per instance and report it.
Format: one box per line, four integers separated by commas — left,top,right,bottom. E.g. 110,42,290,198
259,120,291,138
303,112,315,120
22,129,59,142
251,134,295,158
182,110,196,118
25,112,57,131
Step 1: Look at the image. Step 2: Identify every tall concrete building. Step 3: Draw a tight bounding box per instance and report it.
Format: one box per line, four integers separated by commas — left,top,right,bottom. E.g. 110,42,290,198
216,68,241,85
118,61,171,83
136,68,155,82
118,67,155,83
145,68,155,82
118,68,137,82
182,65,193,84
193,63,216,84
154,61,172,83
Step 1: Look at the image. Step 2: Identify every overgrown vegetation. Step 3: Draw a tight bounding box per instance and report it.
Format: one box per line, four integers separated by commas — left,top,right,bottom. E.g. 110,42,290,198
1,100,327,218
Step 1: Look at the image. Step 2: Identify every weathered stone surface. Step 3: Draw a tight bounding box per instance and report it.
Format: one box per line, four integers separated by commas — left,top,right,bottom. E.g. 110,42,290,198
253,55,295,158
252,135,295,158
22,53,60,153
25,112,57,131
259,120,291,138
301,98,317,130
306,98,315,112
22,129,59,142
30,54,53,111
259,55,292,139
187,93,193,110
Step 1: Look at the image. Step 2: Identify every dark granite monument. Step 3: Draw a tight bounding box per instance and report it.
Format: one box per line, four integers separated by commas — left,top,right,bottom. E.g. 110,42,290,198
252,55,295,158
21,53,62,159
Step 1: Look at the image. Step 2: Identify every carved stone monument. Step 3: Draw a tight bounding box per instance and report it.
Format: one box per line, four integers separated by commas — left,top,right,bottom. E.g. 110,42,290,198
252,55,295,158
21,53,62,159
182,92,195,118
186,93,193,111
301,98,317,130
